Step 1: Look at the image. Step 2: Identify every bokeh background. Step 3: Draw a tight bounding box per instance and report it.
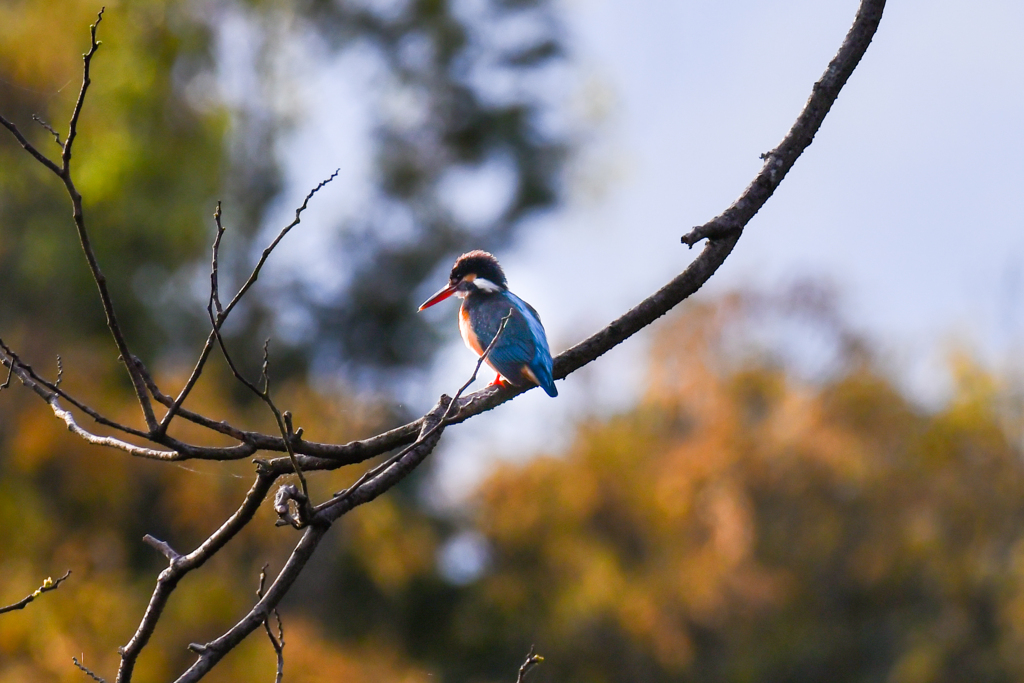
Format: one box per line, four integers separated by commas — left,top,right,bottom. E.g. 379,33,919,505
2,0,1023,681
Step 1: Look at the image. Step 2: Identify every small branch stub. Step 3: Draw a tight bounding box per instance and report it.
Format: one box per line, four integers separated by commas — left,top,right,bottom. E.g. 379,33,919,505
143,535,182,564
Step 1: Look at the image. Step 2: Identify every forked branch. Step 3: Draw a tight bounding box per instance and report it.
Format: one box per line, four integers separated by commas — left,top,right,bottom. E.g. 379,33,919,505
517,646,544,683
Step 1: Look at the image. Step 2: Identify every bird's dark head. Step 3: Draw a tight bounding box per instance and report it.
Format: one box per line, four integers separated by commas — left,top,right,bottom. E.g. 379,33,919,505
418,250,507,311
449,250,507,289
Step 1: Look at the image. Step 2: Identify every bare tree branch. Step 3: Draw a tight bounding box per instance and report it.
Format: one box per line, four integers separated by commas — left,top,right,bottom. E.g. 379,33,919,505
0,339,149,436
73,655,108,683
63,8,105,173
254,341,310,500
0,114,63,175
157,169,337,436
0,345,14,390
680,1,884,247
115,475,275,683
32,114,63,147
0,7,159,431
517,646,544,683
219,170,340,322
0,570,72,615
142,535,182,563
176,399,451,682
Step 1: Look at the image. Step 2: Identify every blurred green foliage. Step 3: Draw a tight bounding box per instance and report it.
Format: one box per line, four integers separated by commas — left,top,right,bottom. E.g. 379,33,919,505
0,0,228,357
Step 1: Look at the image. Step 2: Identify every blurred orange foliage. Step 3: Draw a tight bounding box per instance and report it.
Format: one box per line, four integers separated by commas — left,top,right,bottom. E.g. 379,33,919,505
4,289,1024,683
465,296,1024,682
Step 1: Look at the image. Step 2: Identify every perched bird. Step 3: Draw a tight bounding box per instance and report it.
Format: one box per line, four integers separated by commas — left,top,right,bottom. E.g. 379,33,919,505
418,250,558,397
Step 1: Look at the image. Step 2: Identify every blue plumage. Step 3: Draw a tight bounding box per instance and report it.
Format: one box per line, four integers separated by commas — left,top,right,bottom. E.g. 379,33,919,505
418,250,558,398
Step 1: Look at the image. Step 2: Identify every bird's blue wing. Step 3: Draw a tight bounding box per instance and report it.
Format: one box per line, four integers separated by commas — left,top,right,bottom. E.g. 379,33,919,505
503,293,557,397
478,298,534,375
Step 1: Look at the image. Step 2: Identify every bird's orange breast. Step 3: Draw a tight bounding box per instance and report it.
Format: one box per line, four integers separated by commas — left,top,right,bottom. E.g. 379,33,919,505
459,305,485,357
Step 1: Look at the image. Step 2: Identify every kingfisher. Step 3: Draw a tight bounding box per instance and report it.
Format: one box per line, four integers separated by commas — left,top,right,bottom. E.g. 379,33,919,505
418,250,558,397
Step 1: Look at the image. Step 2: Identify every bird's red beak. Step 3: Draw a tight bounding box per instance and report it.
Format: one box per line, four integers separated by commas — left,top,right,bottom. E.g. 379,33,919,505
418,282,458,311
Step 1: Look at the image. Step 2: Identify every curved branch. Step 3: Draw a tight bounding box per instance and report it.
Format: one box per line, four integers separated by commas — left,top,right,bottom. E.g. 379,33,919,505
680,0,885,246
0,1,886,472
16,0,883,471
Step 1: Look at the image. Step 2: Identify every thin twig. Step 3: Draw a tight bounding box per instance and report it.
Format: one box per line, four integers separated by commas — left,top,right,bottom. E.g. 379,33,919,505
257,564,285,683
0,338,150,437
63,7,104,173
0,114,62,175
2,6,161,431
0,349,14,390
0,341,116,425
259,341,309,500
160,170,336,437
516,646,544,683
59,6,159,430
143,535,182,564
219,170,339,322
73,656,108,683
153,201,226,434
32,114,62,146
210,201,226,317
198,177,341,479
0,570,72,615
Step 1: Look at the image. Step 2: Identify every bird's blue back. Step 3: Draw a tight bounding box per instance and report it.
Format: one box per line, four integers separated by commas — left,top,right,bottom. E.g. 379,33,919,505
464,290,557,397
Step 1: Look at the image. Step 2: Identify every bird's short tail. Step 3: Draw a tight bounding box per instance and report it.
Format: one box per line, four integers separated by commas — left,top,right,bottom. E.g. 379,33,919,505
535,367,558,397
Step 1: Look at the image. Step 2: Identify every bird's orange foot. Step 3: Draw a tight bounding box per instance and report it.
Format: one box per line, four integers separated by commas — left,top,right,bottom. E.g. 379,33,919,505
489,372,509,387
